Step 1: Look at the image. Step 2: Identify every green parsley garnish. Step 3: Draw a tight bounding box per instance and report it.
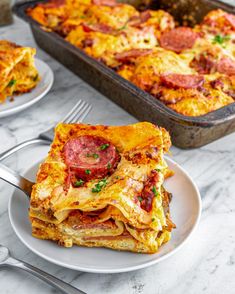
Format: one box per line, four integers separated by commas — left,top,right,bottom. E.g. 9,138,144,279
152,217,155,222
107,163,111,169
87,153,99,159
74,179,84,187
155,168,161,172
85,169,91,175
33,74,39,82
80,15,86,19
138,196,143,202
92,179,107,193
100,143,109,150
118,24,127,31
7,79,16,87
152,186,158,197
212,34,230,45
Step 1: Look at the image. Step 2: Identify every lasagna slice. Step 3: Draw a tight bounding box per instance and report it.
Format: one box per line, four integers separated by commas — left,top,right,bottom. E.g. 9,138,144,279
0,40,39,103
30,122,175,253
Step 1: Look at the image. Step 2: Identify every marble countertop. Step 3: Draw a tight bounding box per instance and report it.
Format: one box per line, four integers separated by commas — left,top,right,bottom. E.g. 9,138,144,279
1,7,235,294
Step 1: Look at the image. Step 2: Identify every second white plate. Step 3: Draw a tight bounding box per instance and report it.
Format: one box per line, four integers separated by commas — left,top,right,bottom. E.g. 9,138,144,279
8,155,201,273
0,58,54,118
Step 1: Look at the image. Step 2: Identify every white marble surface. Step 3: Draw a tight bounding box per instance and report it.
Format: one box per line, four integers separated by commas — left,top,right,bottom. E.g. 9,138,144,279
1,7,235,294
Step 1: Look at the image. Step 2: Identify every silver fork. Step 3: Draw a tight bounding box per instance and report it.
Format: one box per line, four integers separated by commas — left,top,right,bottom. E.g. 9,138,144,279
0,244,86,294
0,163,33,197
0,166,86,293
0,100,92,162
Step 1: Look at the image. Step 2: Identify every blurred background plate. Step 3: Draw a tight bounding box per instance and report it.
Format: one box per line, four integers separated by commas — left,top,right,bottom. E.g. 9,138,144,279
0,58,54,118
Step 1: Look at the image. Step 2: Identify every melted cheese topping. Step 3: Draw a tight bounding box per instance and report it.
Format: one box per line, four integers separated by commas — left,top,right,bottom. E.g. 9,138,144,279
28,2,235,116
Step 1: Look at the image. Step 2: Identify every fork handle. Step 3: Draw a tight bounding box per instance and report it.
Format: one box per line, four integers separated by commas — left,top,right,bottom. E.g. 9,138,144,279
0,138,50,162
4,257,86,294
0,163,34,197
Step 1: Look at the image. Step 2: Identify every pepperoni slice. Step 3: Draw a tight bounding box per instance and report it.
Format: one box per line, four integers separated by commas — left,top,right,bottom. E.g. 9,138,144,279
210,79,224,90
226,90,235,100
225,14,235,29
81,38,94,48
64,135,120,182
159,27,198,53
82,23,115,34
115,49,153,62
216,57,235,76
160,74,204,89
190,53,215,74
138,170,159,212
92,0,117,6
129,11,151,27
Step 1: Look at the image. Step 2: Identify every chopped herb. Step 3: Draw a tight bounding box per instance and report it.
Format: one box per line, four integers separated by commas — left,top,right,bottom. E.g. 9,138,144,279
80,15,86,19
7,79,16,87
74,179,84,187
212,34,230,45
92,178,107,193
85,169,91,175
107,163,111,169
152,186,158,197
138,196,143,202
155,168,161,173
115,176,120,179
118,24,127,31
100,143,109,150
152,217,155,222
33,74,38,82
87,153,99,159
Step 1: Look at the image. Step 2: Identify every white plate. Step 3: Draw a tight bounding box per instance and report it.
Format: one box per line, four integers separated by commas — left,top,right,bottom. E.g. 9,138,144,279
8,156,201,274
0,58,54,118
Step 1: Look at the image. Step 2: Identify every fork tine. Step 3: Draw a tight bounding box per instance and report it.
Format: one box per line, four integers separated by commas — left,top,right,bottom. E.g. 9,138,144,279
62,100,83,123
65,100,87,124
69,103,91,124
75,104,92,123
68,103,90,123
64,100,86,124
66,101,90,124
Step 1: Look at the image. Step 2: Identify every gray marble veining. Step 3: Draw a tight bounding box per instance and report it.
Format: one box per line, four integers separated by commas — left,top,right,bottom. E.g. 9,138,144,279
0,7,235,294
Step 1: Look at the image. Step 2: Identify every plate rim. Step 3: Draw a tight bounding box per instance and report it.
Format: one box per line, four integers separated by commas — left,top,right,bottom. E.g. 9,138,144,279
8,156,202,273
0,58,54,118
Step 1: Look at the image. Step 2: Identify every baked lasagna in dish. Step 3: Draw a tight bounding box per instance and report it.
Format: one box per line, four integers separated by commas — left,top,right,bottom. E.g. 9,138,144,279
30,122,175,253
0,40,39,103
27,0,235,116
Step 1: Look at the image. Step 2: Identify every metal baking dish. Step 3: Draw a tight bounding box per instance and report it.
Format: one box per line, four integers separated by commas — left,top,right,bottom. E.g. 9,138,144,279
13,0,235,148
